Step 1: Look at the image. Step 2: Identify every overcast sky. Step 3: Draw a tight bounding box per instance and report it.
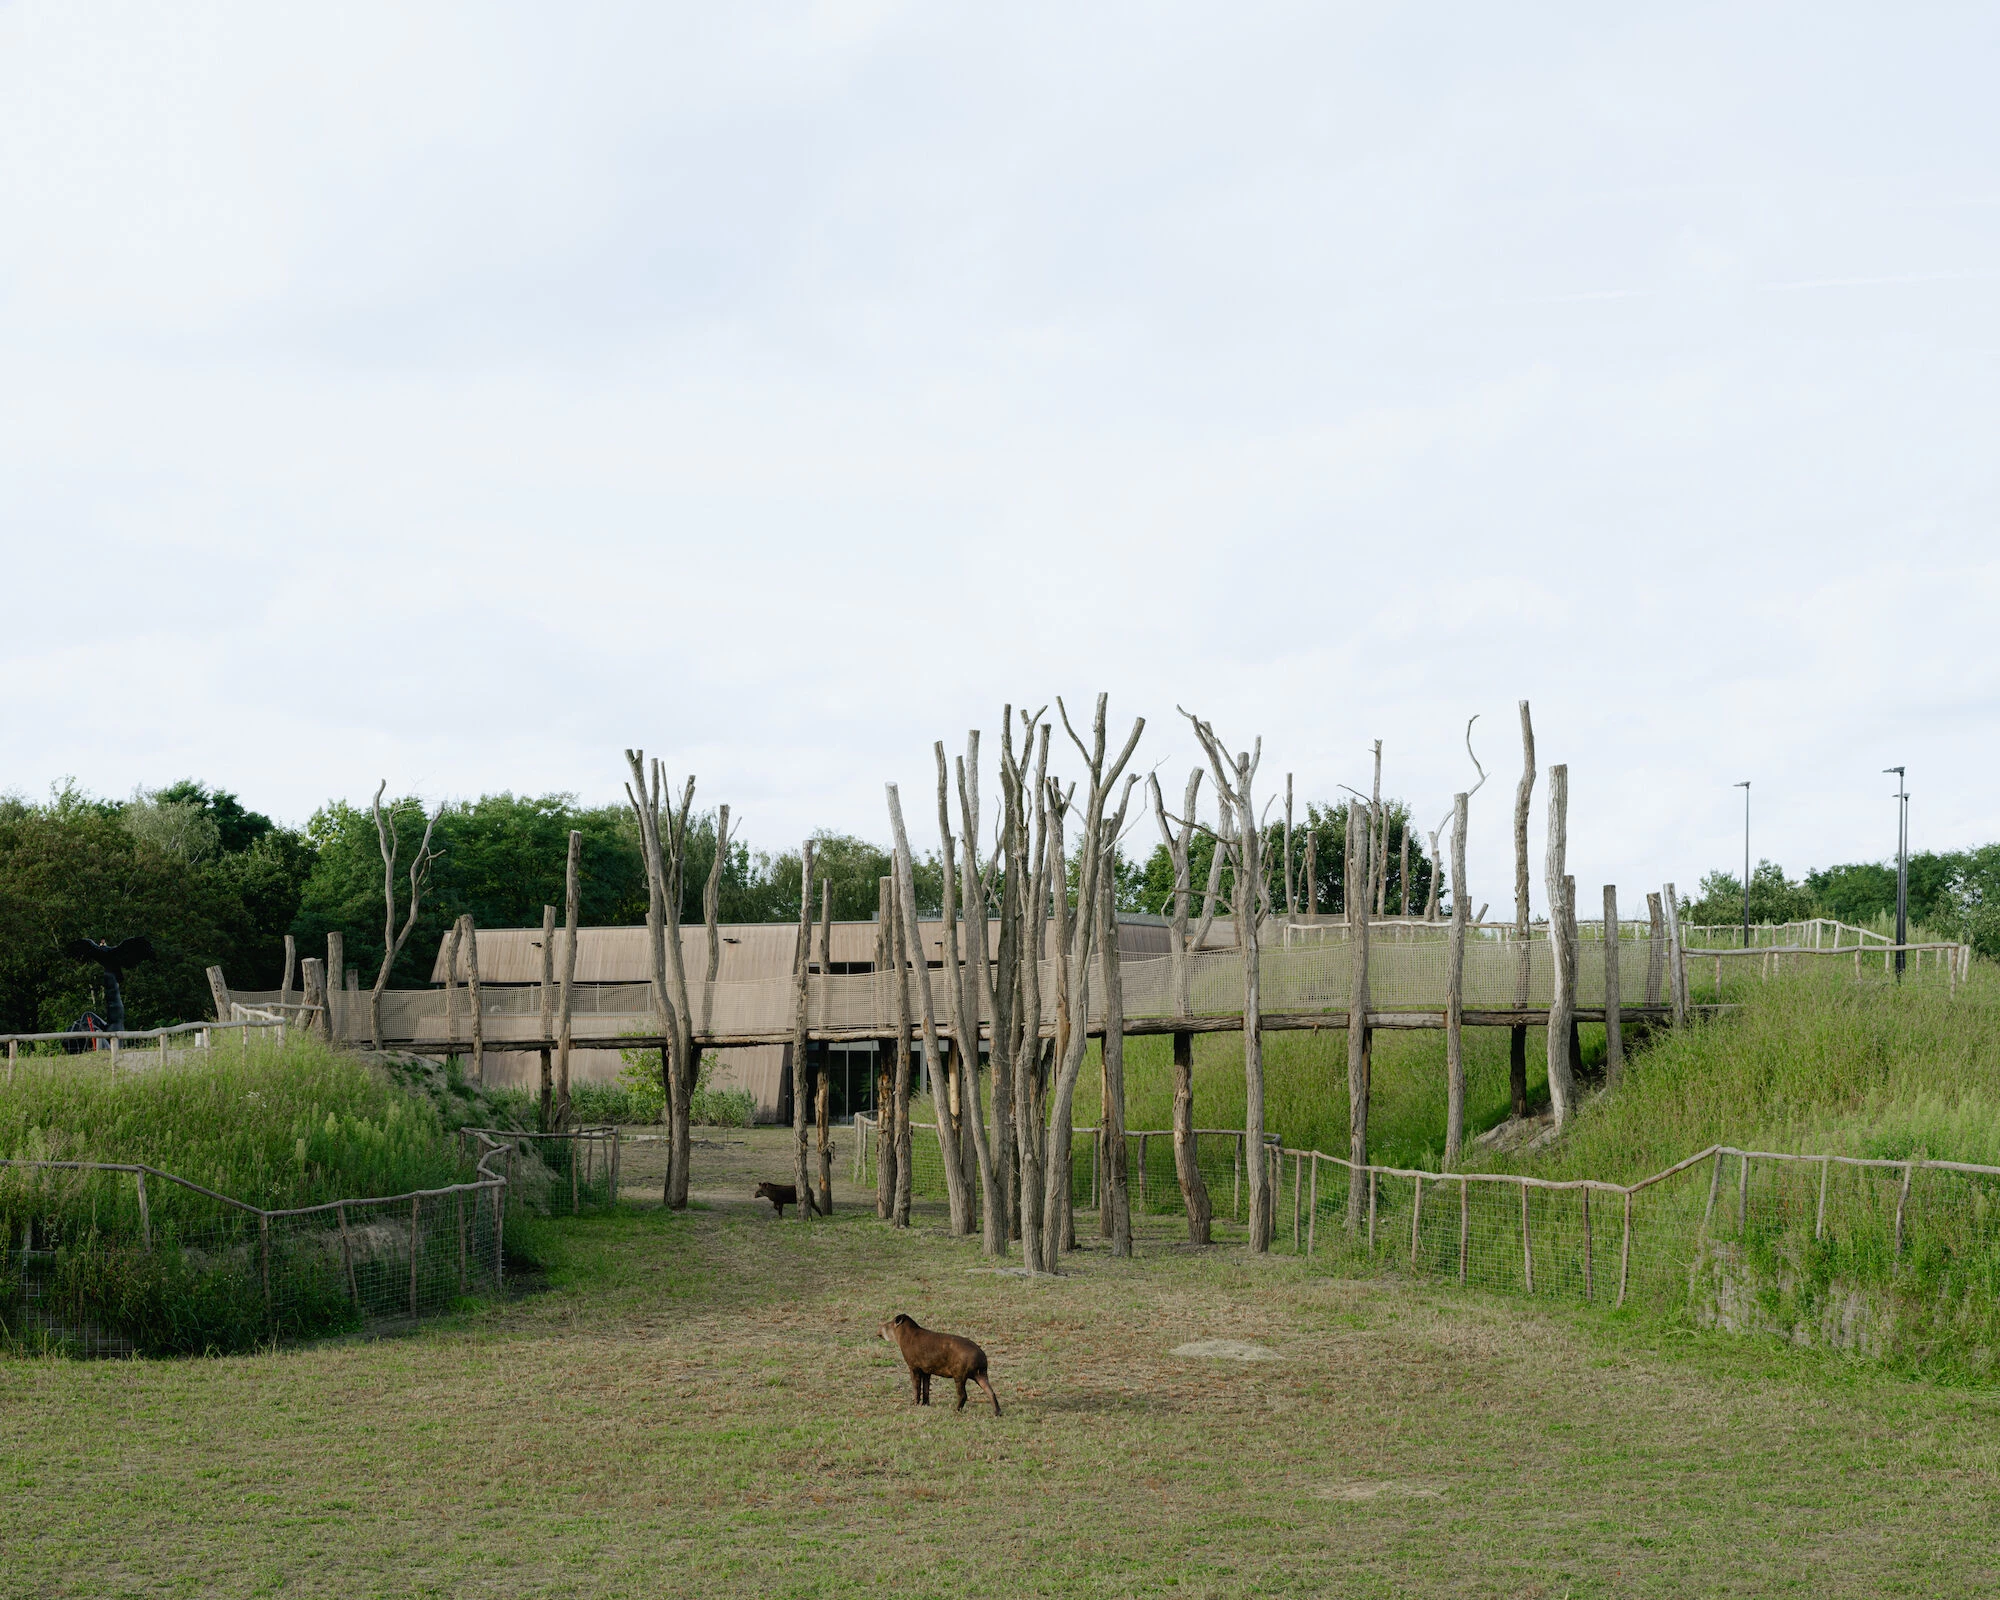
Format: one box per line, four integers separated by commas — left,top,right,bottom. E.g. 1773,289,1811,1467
3,3,1995,913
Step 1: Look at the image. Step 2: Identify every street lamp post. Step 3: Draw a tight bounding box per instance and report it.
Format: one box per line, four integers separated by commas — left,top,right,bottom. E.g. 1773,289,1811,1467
1734,781,1751,948
1883,767,1908,979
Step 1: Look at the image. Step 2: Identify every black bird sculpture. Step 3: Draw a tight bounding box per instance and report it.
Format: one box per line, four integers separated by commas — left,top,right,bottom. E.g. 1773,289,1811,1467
64,935,154,1034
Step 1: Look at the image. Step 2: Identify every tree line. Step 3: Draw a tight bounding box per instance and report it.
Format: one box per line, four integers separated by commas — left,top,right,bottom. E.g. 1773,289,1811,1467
1682,849,2000,956
0,776,1446,1034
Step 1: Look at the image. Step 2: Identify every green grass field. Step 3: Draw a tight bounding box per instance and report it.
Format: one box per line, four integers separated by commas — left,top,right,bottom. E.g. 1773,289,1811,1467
6,1137,1998,1598
8,967,2000,1594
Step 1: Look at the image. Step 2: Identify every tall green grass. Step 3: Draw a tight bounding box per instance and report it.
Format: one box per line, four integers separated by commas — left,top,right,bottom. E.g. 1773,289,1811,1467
1066,1025,1550,1170
1,1034,473,1222
1501,963,2000,1184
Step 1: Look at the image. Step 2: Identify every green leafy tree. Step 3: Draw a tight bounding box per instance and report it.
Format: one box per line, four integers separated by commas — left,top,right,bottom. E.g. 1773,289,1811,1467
1683,860,1815,928
0,784,309,1031
292,792,648,988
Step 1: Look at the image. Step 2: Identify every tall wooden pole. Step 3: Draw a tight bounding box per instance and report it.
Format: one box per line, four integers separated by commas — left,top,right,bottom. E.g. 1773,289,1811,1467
1444,792,1469,1165
1345,799,1372,1227
874,874,898,1221
443,919,462,1050
1603,884,1625,1087
326,933,345,1038
790,839,817,1221
556,830,581,1128
464,913,483,1085
890,861,915,1228
538,904,556,1130
816,879,833,1216
1510,701,1536,1119
1544,765,1575,1129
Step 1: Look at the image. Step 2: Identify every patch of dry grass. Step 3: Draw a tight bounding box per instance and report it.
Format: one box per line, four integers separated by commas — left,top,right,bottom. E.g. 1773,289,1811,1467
4,1128,1997,1598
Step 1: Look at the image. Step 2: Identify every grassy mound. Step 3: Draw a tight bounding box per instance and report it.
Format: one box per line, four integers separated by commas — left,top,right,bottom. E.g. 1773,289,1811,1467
1507,964,2000,1181
0,1038,513,1355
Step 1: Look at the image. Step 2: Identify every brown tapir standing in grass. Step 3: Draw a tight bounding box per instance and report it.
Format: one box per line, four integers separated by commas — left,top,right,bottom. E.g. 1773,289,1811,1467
880,1314,1000,1415
754,1181,804,1217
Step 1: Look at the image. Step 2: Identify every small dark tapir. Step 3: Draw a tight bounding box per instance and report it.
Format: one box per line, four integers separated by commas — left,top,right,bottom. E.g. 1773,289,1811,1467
754,1181,801,1217
880,1314,1000,1415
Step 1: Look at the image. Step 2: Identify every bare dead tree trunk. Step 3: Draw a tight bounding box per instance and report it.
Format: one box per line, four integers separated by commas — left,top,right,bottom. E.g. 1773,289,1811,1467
326,933,344,1038
1371,741,1387,919
1098,865,1132,1256
787,839,818,1220
538,903,556,1131
891,860,916,1227
1150,769,1212,1244
1040,696,1144,1274
940,737,1005,1256
1005,715,1052,1268
815,879,833,1215
444,917,462,1051
1183,710,1269,1251
1305,829,1319,921
281,934,296,1018
1510,701,1536,1119
557,830,581,1127
624,754,696,1206
464,913,483,1084
1424,824,1444,921
702,804,732,1037
1046,781,1077,1257
874,874,898,1220
660,774,697,1209
887,787,974,1233
300,957,328,1041
1544,764,1576,1129
1399,829,1411,919
1603,884,1625,1087
1645,891,1666,1008
1283,774,1297,917
1345,798,1372,1227
368,782,442,1052
1445,792,1469,1165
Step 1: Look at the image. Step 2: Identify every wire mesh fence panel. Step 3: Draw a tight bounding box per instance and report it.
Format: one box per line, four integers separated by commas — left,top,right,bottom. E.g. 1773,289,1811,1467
460,1129,619,1216
1,1144,514,1356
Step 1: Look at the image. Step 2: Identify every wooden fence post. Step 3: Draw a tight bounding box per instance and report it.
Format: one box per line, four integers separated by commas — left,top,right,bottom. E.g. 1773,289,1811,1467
1409,1175,1424,1265
1815,1156,1829,1240
1703,1148,1724,1231
1519,1182,1533,1293
134,1170,151,1254
1738,1152,1751,1236
1367,1169,1377,1250
1617,1191,1632,1307
338,1202,357,1305
1307,1154,1318,1255
1895,1160,1914,1259
258,1214,271,1310
1661,885,1687,1026
1581,1186,1593,1300
1458,1177,1469,1283
1293,1153,1303,1248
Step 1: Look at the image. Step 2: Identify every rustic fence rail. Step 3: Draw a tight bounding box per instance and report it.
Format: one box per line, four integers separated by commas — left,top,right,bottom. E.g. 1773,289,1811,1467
1,1126,616,1357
